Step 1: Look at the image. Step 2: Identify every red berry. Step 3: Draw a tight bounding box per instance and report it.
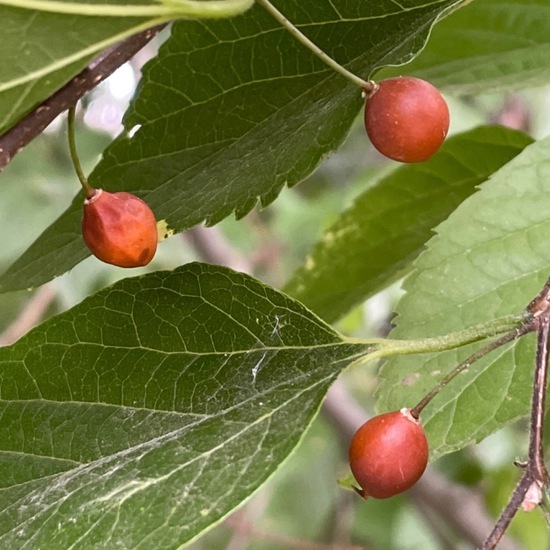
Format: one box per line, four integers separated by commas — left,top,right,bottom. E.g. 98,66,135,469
82,189,158,268
364,76,449,163
349,408,428,499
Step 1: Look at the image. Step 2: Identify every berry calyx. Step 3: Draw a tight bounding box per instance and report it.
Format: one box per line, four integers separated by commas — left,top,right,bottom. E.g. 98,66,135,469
82,189,158,268
364,76,450,163
349,408,428,499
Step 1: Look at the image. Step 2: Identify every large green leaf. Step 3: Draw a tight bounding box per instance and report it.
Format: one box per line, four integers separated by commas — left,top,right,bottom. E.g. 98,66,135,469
0,0,461,293
381,0,550,94
0,0,253,134
0,262,366,549
284,126,533,323
376,136,550,459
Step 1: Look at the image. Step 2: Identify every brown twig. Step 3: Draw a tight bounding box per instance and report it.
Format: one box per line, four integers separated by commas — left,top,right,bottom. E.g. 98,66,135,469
224,493,269,550
224,514,362,550
0,24,167,171
410,470,522,550
481,305,550,549
184,226,252,274
0,285,57,346
411,496,461,550
529,316,550,486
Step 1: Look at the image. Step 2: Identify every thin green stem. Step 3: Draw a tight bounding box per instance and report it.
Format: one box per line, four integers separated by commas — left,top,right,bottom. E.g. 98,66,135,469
67,106,94,199
256,0,374,91
411,325,531,418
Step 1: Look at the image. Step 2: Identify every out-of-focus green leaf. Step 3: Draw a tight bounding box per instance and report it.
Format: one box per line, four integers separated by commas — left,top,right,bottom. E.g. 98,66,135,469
0,263,367,549
0,14,151,135
0,0,253,134
381,0,550,94
377,136,550,459
284,126,533,323
0,0,461,293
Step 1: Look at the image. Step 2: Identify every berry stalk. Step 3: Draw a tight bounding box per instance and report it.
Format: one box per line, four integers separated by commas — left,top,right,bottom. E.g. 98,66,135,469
410,326,532,418
256,0,374,91
67,106,95,199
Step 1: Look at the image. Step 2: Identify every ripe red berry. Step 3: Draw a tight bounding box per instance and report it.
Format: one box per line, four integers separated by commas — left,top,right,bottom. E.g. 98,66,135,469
364,76,449,163
82,189,158,268
349,408,428,499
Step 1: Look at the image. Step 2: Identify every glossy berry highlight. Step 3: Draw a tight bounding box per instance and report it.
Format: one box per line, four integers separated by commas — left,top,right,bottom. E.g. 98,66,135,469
364,76,450,163
82,189,158,268
349,408,428,499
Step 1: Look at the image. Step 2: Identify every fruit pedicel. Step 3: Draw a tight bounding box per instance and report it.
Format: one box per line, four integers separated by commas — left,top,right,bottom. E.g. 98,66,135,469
67,106,158,268
257,0,450,164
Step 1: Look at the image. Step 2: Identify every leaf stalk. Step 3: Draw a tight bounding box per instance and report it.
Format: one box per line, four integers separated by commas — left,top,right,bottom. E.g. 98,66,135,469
346,312,528,365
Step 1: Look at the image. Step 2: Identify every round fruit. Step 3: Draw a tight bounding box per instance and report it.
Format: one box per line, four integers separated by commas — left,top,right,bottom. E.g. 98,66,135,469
349,408,428,499
364,76,450,163
82,189,158,268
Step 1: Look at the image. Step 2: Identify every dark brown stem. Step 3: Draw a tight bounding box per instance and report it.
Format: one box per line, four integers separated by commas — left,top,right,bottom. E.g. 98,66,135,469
530,316,550,478
0,24,167,171
527,276,550,317
480,472,533,550
482,312,550,550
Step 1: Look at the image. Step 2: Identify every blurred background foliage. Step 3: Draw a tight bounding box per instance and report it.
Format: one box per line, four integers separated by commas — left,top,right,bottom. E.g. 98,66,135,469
2,30,550,550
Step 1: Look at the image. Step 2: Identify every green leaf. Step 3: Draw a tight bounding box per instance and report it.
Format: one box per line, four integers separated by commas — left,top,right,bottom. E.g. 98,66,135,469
376,136,550,459
284,126,533,323
0,0,252,17
380,0,550,94
0,0,461,293
0,13,153,135
0,263,366,549
0,0,254,135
